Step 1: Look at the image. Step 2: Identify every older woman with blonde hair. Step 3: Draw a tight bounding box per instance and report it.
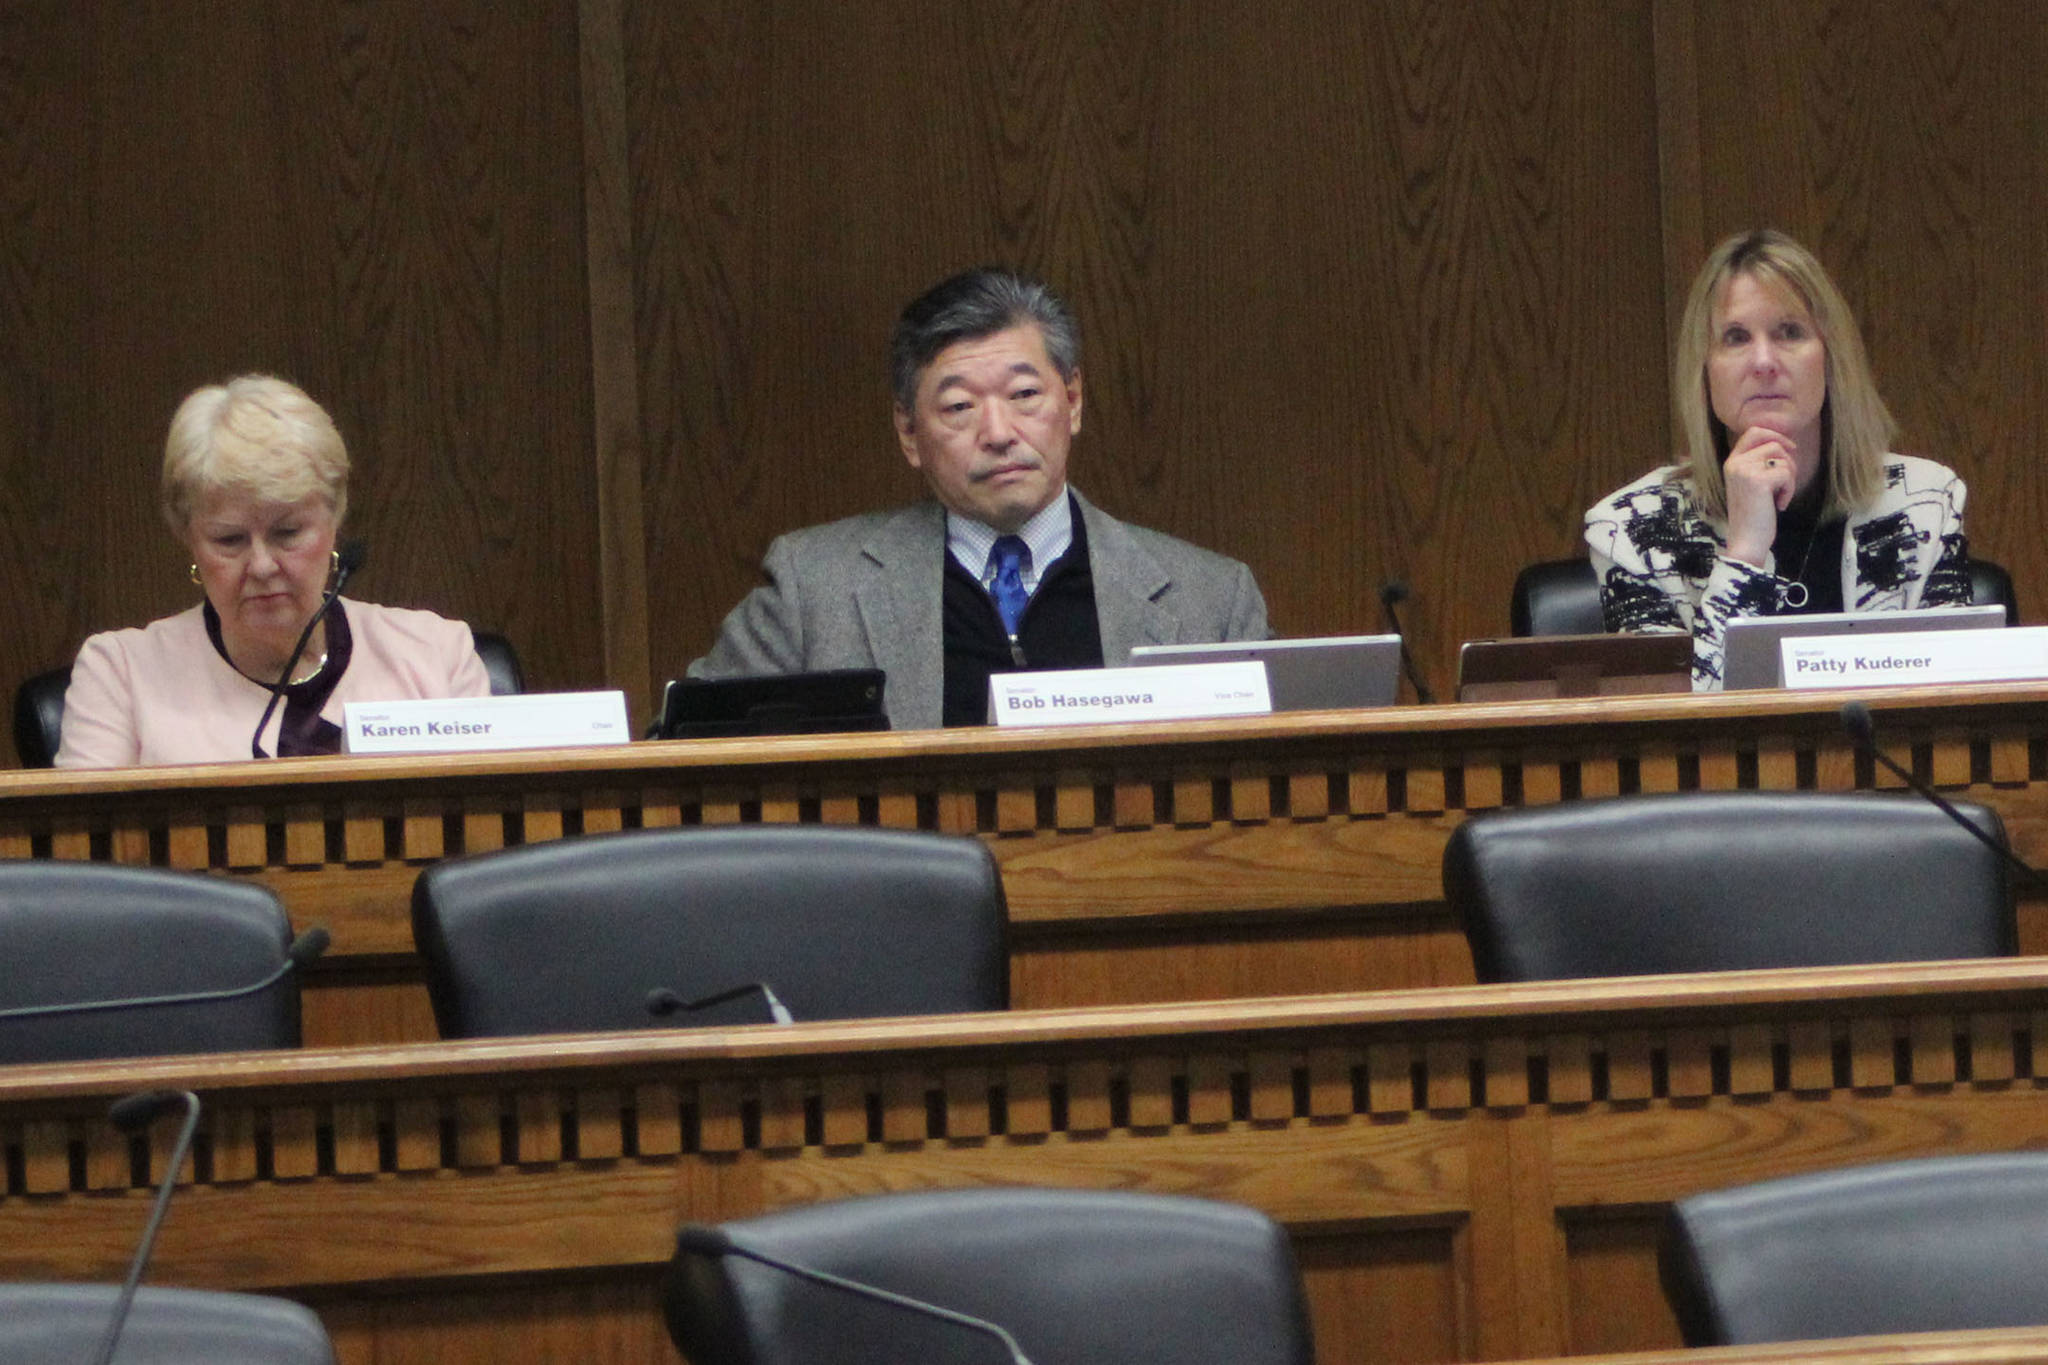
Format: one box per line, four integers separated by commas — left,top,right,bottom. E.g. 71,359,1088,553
1585,228,1971,689
57,375,488,766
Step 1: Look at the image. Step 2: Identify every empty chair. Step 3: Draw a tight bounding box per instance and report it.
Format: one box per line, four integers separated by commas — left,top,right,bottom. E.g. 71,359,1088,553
0,1284,335,1364
1510,556,2018,636
1662,1153,2048,1345
411,824,1007,1038
1444,791,2012,982
0,862,301,1063
664,1188,1314,1365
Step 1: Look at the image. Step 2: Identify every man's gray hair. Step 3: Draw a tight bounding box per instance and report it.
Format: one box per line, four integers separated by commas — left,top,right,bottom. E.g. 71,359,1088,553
890,267,1081,415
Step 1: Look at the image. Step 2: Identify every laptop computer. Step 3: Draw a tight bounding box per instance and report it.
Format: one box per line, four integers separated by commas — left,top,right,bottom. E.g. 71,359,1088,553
1456,632,1693,702
655,670,890,739
1720,604,2007,690
1127,635,1403,712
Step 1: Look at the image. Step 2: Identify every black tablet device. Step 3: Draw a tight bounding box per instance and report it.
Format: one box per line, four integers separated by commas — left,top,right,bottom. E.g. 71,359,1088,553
655,670,889,739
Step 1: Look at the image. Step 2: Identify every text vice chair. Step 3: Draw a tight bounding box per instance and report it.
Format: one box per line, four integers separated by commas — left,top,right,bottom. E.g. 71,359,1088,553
0,862,302,1063
1662,1153,2048,1345
664,1188,1315,1365
1510,556,2019,636
411,824,1007,1038
1444,790,2013,982
0,1285,335,1365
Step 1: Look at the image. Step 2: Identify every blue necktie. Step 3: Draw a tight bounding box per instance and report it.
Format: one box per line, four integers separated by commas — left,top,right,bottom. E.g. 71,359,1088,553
989,536,1031,636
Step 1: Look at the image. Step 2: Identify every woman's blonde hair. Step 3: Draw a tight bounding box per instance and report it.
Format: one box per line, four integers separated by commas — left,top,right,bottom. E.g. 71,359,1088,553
1672,229,1895,521
161,375,349,536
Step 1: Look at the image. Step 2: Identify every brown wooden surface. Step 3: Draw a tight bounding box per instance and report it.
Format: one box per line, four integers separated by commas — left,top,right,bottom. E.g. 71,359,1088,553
7,960,2048,1364
1529,1328,2048,1365
9,2,2045,763
0,681,2043,1046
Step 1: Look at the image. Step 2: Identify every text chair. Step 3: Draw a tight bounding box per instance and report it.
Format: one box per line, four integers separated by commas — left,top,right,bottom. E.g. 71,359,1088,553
0,862,302,1063
411,824,1007,1038
664,1188,1314,1365
1662,1153,2048,1345
11,630,522,769
0,1284,335,1364
1445,791,2012,982
1509,556,2019,635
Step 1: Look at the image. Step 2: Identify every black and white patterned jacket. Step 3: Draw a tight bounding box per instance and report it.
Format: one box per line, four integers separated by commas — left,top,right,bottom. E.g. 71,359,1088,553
1583,455,1971,690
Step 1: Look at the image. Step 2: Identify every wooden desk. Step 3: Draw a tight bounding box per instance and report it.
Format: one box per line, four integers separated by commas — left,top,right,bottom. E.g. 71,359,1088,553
1526,1328,2048,1365
7,681,2048,1045
4,960,2048,1364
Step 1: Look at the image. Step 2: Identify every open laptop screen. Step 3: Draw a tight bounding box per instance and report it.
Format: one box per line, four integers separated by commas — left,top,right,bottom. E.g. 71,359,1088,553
1720,605,2006,690
1128,635,1403,712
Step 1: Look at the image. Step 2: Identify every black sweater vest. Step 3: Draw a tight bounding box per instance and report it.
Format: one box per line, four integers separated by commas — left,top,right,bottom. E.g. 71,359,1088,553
941,510,1104,726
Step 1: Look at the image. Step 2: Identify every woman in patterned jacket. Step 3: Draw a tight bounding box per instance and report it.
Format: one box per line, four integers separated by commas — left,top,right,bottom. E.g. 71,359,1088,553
1584,229,1970,690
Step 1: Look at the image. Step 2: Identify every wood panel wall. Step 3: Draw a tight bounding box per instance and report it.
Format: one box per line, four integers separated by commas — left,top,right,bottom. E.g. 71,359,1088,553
0,0,2041,751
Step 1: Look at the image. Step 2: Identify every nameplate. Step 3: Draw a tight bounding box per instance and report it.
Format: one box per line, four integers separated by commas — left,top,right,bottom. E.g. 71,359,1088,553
1781,626,2048,689
989,661,1271,727
344,692,632,753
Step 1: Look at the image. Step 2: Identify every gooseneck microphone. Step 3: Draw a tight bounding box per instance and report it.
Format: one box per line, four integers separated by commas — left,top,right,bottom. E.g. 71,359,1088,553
673,1224,1034,1365
1379,580,1435,704
1839,701,2048,892
251,538,367,758
91,1089,202,1365
647,982,794,1025
0,927,330,1022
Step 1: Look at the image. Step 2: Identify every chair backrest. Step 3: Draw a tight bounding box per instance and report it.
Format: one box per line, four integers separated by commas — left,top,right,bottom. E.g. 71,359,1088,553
1511,557,2019,636
1511,559,1602,636
663,1188,1315,1365
14,665,70,768
0,862,300,1063
1972,559,2020,625
472,630,525,696
1444,791,2013,982
1662,1153,2048,1345
0,1284,336,1364
411,824,1008,1038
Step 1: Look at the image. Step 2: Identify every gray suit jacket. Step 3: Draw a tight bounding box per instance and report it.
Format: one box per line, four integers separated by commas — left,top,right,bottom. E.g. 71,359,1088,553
687,489,1270,729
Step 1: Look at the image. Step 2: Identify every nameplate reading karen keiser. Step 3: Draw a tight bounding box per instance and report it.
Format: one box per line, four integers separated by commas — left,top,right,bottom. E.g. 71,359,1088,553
1782,625,2048,690
989,661,1271,727
344,691,632,753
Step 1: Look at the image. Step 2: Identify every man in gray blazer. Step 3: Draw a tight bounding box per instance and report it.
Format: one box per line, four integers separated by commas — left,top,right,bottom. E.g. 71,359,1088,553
688,268,1270,730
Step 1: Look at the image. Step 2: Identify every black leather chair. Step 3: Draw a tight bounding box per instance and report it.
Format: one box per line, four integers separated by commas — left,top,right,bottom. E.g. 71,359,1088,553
1509,556,2019,636
473,630,525,696
664,1188,1315,1365
1662,1153,2048,1345
411,824,1008,1038
1444,791,2013,982
0,862,302,1063
0,1284,335,1364
13,664,68,768
11,630,522,769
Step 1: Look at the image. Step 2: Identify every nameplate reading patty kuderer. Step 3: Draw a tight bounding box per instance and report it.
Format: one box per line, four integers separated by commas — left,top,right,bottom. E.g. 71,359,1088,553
1782,625,2048,690
989,661,1271,727
344,691,632,754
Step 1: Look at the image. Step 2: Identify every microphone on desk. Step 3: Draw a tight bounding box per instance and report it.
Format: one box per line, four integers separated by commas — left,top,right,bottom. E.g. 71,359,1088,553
671,1224,1035,1365
90,1088,203,1365
0,927,330,1022
252,538,368,759
1379,580,1435,704
647,981,794,1026
1839,701,2048,892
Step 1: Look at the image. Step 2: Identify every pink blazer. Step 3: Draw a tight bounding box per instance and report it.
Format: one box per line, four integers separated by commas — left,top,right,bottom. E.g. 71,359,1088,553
55,600,491,769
